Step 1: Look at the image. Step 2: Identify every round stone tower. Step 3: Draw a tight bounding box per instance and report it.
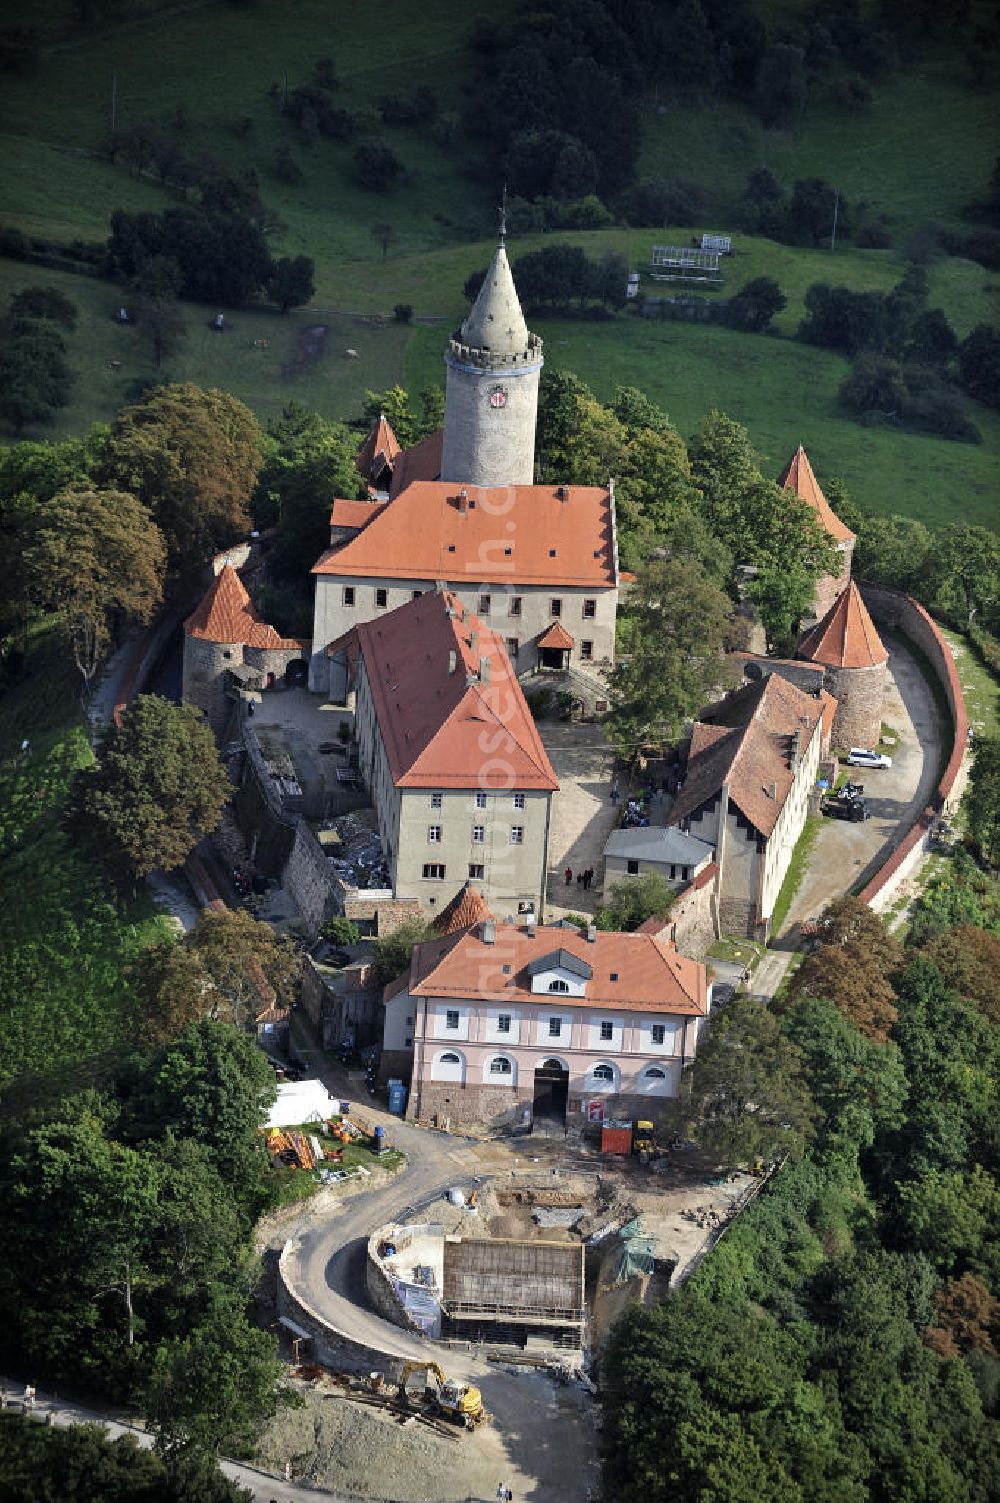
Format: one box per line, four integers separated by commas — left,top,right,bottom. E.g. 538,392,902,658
440,232,543,487
797,580,889,750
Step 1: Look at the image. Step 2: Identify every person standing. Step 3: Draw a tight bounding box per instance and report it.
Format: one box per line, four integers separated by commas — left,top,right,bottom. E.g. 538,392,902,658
565,867,573,886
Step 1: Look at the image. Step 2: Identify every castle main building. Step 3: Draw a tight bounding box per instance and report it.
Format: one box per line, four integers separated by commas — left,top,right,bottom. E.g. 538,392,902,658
309,233,620,693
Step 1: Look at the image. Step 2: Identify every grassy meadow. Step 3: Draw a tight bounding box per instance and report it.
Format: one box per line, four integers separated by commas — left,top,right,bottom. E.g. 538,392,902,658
0,0,996,531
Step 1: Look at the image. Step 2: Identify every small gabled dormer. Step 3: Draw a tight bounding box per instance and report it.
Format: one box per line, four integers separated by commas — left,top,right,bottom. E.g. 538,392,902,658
526,948,593,999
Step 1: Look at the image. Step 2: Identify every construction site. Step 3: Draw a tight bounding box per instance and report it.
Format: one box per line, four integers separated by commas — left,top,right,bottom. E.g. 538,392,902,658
258,1120,770,1500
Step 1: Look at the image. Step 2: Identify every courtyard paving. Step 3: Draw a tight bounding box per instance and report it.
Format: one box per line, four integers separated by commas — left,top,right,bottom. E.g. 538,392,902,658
538,722,620,921
776,629,942,942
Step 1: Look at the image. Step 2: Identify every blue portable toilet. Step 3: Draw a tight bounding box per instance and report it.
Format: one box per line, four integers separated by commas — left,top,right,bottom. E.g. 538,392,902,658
373,1125,386,1154
387,1079,407,1116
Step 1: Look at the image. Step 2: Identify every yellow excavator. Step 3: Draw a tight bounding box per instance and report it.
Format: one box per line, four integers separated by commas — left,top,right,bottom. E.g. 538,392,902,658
397,1361,488,1430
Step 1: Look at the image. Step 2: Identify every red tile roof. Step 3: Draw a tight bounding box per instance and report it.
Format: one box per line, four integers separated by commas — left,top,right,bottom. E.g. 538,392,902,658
779,445,855,545
408,922,708,1015
431,883,496,936
330,498,387,532
389,429,444,499
338,589,558,791
537,621,574,649
356,413,400,481
671,674,824,839
313,482,616,588
797,581,888,669
184,565,308,650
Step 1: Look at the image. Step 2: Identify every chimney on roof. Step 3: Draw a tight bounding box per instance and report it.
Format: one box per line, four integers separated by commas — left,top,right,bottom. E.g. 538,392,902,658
480,656,490,687
458,487,468,514
767,781,777,800
469,630,478,656
435,579,446,594
790,728,801,770
586,923,597,943
448,649,457,675
557,484,568,502
482,920,496,945
525,917,536,937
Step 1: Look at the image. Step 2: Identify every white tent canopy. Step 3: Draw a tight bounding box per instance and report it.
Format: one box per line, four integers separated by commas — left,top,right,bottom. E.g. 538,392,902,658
265,1079,338,1129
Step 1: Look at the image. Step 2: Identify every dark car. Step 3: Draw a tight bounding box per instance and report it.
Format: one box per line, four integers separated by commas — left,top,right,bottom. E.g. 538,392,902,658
822,795,868,822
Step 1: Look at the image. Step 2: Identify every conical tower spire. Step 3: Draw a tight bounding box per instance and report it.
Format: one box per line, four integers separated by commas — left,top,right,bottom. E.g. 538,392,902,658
459,242,530,356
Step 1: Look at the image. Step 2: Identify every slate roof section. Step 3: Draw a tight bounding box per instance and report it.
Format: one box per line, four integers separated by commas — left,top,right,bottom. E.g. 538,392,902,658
184,565,308,649
798,581,888,669
355,412,400,482
526,948,593,980
670,674,824,839
408,922,708,1015
431,883,496,936
388,428,444,499
604,826,715,866
313,481,616,588
779,445,855,545
337,589,558,791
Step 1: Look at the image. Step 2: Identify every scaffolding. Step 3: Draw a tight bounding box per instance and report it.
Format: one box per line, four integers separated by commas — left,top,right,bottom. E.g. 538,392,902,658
441,1237,584,1330
649,245,723,284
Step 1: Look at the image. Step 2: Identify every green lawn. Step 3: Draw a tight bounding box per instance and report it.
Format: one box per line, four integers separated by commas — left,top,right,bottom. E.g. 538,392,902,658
408,314,1000,530
638,63,999,237
940,628,1000,736
770,816,823,934
0,259,413,435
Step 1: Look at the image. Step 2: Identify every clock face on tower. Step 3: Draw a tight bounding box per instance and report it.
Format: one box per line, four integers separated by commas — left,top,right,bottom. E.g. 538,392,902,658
487,384,508,409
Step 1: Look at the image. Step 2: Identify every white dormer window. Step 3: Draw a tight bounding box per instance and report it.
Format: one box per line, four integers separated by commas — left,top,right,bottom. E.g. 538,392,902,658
548,979,569,994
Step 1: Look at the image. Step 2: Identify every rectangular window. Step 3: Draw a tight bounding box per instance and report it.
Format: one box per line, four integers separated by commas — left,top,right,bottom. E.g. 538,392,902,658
375,587,388,608
422,863,447,880
627,859,639,875
478,594,491,615
669,863,677,880
473,825,485,843
475,791,488,809
600,1020,613,1042
497,1014,511,1034
445,1009,459,1030
512,793,525,810
428,825,442,843
583,598,597,619
548,1017,562,1038
343,586,355,606
509,596,522,617
510,826,524,845
581,640,594,661
468,862,485,880
550,598,562,618
506,637,519,658
430,793,442,809
651,1024,666,1045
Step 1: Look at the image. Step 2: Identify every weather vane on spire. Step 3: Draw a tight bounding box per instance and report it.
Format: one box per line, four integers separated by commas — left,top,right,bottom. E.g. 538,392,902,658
498,181,508,245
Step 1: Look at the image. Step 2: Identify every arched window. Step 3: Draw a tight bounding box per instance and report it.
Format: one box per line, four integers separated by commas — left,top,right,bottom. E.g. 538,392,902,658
489,1056,512,1075
548,978,569,993
593,1063,614,1081
644,1066,666,1079
440,1052,461,1064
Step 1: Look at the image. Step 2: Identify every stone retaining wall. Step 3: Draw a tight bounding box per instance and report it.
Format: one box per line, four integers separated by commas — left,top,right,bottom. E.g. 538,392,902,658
276,1238,404,1375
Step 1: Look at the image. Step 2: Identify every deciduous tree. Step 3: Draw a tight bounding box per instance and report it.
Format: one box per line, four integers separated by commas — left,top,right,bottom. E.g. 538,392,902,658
607,557,734,755
595,874,676,932
71,695,230,878
132,908,301,1044
933,523,1000,630
98,383,263,578
26,486,166,695
683,995,816,1163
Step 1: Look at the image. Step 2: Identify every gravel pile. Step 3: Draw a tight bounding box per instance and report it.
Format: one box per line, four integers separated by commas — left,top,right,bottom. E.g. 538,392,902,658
257,1386,509,1501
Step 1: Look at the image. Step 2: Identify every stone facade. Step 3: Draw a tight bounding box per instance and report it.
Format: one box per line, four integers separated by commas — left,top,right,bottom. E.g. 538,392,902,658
822,659,887,750
813,538,855,622
440,348,542,487
312,575,617,693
